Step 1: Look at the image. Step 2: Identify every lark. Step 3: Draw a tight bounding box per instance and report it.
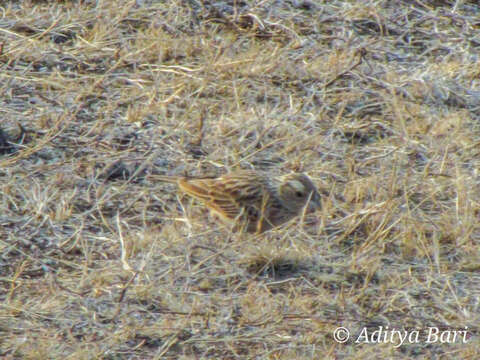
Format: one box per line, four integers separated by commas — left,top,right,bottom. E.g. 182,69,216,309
156,170,321,233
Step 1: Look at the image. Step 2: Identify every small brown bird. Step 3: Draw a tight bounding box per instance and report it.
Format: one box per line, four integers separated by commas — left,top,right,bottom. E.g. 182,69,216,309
156,170,321,233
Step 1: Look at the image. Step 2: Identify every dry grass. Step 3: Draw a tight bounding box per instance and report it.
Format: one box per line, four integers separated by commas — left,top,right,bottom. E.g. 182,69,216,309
1,0,480,358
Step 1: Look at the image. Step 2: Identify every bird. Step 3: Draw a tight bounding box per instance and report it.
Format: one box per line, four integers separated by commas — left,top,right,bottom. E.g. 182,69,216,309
155,170,322,233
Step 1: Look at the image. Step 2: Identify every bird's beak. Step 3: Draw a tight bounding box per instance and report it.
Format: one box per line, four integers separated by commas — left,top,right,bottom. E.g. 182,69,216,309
307,192,322,211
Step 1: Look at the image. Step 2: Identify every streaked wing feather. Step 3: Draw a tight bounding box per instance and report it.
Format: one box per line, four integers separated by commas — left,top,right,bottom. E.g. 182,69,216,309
178,172,267,221
207,199,243,220
178,178,244,219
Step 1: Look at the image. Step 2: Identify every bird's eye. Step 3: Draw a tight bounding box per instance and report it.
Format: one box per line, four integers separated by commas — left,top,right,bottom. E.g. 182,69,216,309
295,191,304,198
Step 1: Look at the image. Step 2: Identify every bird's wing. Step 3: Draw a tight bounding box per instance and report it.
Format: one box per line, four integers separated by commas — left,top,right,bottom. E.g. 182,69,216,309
177,171,266,221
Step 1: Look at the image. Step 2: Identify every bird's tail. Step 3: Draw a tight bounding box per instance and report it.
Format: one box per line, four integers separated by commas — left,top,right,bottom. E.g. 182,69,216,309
150,175,181,184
